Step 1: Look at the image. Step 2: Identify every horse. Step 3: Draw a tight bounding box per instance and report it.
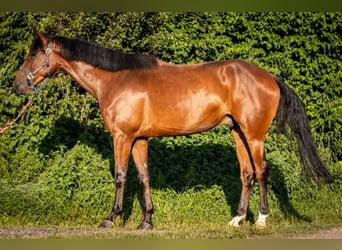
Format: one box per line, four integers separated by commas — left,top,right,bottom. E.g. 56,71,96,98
14,31,334,230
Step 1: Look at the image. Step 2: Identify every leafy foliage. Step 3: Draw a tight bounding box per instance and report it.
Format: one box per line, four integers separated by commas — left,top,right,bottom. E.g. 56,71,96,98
0,12,341,228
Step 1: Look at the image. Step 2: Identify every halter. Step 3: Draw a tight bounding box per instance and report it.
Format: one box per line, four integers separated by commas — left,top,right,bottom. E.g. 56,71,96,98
19,39,52,93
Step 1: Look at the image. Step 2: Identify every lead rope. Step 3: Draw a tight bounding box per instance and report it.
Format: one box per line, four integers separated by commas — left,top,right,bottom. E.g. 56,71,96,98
0,76,53,134
0,97,33,134
0,76,52,134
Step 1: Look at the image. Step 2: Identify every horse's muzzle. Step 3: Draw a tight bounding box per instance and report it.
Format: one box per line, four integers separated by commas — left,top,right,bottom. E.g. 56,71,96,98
14,79,31,95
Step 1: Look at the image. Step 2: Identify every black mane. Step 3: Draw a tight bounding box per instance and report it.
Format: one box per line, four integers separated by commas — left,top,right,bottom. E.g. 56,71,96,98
41,35,158,72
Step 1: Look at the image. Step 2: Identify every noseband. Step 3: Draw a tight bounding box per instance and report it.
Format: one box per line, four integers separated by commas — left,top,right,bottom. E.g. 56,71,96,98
19,39,52,93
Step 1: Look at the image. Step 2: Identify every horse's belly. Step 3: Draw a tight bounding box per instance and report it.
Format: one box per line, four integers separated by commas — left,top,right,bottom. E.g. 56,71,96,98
143,108,232,137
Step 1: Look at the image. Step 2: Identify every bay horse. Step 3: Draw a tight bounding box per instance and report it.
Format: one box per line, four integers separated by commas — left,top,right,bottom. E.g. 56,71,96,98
14,32,334,229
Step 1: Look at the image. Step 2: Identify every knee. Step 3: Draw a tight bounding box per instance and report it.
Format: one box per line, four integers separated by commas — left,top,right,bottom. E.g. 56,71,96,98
240,170,254,187
115,172,127,187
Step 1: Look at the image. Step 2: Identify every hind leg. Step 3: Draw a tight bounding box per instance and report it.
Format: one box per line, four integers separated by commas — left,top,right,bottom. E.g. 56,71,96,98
229,126,270,228
249,139,269,228
229,128,254,227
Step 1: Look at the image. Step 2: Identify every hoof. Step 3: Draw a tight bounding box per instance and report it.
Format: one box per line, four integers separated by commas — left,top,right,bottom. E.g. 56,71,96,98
255,212,268,229
255,221,267,229
137,221,153,230
99,220,114,228
228,215,246,228
228,222,240,228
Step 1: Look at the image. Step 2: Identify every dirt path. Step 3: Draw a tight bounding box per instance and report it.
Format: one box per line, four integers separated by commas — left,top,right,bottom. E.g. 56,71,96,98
0,227,115,239
281,226,342,239
0,226,341,239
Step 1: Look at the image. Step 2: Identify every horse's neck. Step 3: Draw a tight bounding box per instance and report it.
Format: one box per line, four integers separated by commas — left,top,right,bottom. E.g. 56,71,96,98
59,60,102,98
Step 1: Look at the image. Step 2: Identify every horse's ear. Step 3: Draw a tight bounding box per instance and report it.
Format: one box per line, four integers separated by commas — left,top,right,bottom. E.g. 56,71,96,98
34,31,48,48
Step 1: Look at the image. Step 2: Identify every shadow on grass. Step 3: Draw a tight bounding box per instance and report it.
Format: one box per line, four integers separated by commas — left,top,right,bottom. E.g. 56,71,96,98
39,115,311,226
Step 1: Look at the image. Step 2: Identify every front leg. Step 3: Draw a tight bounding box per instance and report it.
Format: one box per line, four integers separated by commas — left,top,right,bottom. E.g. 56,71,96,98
99,134,133,228
132,139,154,230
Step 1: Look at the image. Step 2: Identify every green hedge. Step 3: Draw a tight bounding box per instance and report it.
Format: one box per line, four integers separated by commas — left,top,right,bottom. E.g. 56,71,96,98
0,12,341,228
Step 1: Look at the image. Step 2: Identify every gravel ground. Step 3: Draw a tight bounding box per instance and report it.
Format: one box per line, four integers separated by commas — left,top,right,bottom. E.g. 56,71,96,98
0,227,114,239
282,227,342,239
0,226,341,239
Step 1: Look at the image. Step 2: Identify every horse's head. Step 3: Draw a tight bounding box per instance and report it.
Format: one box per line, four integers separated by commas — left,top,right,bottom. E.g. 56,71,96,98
14,31,55,95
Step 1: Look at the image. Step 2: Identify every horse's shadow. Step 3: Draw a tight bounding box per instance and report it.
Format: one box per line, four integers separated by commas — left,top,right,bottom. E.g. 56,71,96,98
39,115,310,226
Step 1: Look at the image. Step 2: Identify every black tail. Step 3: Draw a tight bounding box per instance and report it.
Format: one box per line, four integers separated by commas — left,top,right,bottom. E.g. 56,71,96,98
274,76,334,184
